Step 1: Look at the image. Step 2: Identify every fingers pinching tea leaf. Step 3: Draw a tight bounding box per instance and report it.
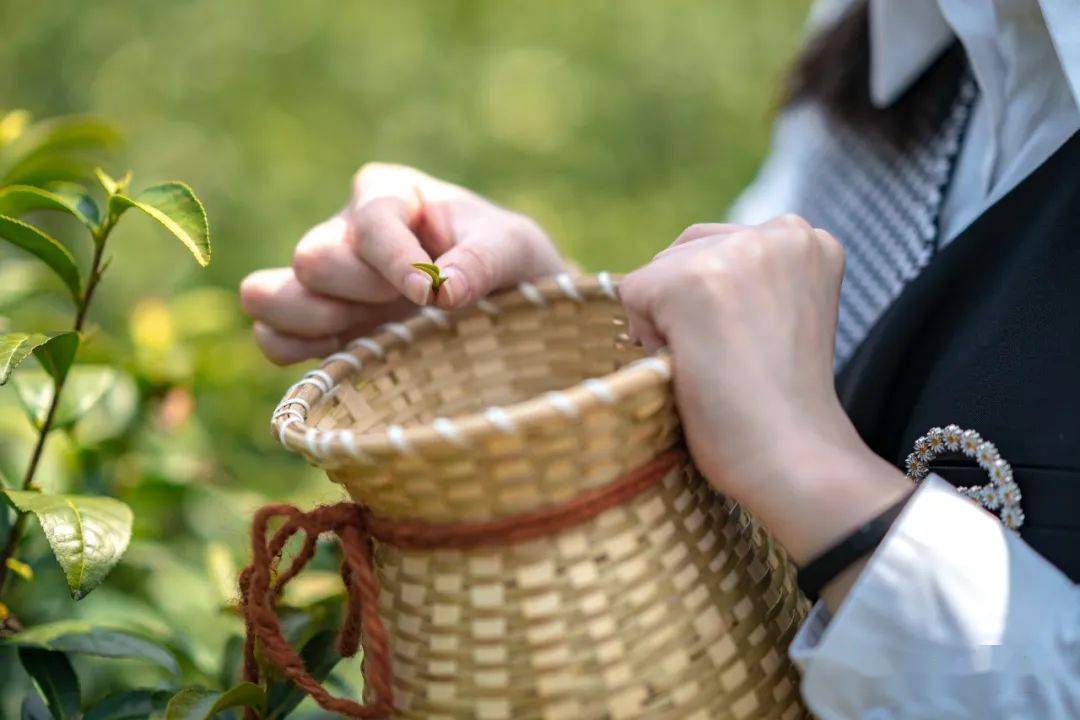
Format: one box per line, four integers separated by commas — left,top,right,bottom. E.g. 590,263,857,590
111,182,210,266
14,366,117,430
17,647,81,720
84,689,172,720
164,683,265,720
412,261,447,290
0,332,78,385
0,216,81,302
3,491,133,600
0,185,100,230
7,620,179,675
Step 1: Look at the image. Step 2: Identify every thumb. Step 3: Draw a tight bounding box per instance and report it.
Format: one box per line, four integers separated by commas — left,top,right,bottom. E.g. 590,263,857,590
433,239,504,310
433,222,560,309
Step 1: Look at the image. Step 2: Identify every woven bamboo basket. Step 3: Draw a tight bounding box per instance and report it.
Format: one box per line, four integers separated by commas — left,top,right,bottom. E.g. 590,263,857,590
270,272,810,720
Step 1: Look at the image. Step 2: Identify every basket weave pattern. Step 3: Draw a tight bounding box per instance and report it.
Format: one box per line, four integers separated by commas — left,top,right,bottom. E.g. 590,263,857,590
271,274,810,719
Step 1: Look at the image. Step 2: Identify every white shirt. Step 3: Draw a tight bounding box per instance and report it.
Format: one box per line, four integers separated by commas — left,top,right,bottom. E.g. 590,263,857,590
733,2,1080,717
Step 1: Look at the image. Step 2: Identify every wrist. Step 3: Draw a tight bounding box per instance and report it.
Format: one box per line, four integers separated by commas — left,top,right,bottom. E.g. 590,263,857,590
755,439,912,566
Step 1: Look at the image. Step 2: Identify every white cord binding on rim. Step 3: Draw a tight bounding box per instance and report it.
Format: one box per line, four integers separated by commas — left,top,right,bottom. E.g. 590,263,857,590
432,417,466,446
544,391,580,418
421,307,450,328
583,379,616,404
347,336,385,359
484,406,516,434
597,271,618,300
324,352,362,371
304,427,320,457
382,322,414,343
554,273,584,302
302,369,334,393
518,281,546,306
387,424,411,454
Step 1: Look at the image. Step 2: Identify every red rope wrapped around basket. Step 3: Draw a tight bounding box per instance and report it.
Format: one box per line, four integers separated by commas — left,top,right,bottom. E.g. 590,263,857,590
238,448,683,719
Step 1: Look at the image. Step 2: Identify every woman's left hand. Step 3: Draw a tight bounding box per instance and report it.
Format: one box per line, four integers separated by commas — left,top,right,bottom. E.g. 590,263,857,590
621,214,911,568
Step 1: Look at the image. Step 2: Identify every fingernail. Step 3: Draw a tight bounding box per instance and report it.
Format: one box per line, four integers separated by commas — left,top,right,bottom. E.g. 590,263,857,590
437,266,468,309
404,272,431,305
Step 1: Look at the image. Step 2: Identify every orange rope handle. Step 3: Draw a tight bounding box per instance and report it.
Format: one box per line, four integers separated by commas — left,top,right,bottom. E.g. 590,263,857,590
239,449,683,719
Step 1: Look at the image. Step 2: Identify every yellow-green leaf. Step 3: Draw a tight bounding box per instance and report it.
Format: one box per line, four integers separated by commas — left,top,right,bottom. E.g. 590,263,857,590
411,261,447,290
165,683,265,720
94,167,118,195
112,182,210,267
0,216,81,302
3,490,132,600
0,185,100,230
5,620,178,675
0,331,78,385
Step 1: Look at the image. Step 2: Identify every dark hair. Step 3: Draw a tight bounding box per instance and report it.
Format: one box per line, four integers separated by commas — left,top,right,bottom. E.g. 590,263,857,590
784,0,964,150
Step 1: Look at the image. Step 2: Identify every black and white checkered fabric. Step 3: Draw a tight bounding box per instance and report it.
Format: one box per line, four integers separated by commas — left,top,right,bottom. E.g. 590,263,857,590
793,75,978,368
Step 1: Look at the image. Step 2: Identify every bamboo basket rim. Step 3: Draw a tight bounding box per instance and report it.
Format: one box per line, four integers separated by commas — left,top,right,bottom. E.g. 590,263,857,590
271,272,672,463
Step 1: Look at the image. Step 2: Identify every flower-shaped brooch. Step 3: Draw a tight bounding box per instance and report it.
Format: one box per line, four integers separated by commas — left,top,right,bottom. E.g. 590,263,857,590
905,425,1024,531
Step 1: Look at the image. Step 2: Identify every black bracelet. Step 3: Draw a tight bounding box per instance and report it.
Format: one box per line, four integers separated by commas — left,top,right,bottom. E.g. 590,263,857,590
797,491,913,602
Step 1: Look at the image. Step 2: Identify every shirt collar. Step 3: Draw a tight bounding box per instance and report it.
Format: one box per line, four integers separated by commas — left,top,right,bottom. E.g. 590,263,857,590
868,0,1080,113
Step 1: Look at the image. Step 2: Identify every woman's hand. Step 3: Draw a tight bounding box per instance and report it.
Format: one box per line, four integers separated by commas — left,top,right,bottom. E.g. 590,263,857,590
621,215,911,569
240,163,565,364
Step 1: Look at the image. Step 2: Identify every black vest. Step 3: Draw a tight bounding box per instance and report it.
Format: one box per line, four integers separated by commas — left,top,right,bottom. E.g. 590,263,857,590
837,131,1080,582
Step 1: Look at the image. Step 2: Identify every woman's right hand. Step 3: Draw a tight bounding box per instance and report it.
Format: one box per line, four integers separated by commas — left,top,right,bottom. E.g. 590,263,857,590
240,163,565,364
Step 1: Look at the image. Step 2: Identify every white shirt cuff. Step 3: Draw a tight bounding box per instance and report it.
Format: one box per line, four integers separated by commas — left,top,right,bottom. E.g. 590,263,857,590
788,474,1079,718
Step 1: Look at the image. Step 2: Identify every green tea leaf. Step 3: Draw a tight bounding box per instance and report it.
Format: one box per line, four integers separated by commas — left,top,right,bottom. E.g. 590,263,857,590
164,683,265,720
264,630,343,719
17,647,80,720
7,620,178,674
13,366,117,430
94,167,118,195
0,115,119,185
3,491,132,599
0,216,81,302
411,261,447,290
112,182,210,266
0,185,100,230
84,689,172,720
0,331,78,385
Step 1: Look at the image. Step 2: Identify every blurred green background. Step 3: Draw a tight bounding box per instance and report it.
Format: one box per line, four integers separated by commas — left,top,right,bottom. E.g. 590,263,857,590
0,0,810,713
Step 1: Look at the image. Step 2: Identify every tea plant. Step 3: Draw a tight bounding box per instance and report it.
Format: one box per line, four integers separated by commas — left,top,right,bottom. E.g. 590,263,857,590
0,110,358,720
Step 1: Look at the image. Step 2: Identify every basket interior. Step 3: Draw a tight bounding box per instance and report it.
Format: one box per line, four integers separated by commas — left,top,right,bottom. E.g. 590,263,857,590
309,295,648,435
